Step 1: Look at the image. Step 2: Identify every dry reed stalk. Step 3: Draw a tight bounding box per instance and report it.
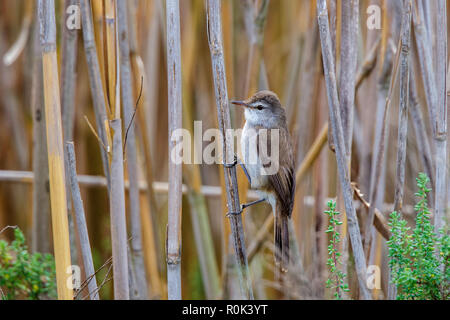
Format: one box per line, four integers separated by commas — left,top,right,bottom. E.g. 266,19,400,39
339,0,358,159
206,0,253,300
61,0,79,141
413,0,447,234
61,0,81,270
66,142,99,300
31,10,51,254
128,1,163,298
38,0,73,300
328,0,337,62
219,2,233,290
103,0,116,118
433,0,447,235
117,0,148,299
317,0,370,300
91,0,107,99
392,0,412,215
109,119,130,300
80,0,111,188
166,0,183,300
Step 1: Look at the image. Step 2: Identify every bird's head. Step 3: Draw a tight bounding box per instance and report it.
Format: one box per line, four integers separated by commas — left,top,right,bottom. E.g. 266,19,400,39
231,90,286,127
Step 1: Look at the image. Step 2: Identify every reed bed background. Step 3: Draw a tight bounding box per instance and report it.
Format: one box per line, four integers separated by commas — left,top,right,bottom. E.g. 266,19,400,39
0,0,448,300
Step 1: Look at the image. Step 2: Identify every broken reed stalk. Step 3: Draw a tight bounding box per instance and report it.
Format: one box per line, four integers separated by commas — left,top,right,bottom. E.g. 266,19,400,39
117,0,148,299
109,119,130,300
38,0,73,300
65,142,99,300
433,0,447,235
31,8,51,254
79,0,111,189
316,0,370,300
206,0,254,300
166,0,183,300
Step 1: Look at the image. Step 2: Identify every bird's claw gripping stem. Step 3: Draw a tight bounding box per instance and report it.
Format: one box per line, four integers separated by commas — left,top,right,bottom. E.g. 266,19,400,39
223,154,238,168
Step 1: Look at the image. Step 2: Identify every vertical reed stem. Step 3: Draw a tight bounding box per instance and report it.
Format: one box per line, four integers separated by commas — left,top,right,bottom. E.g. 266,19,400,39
79,0,111,188
109,119,130,300
38,0,73,300
433,0,447,235
206,0,254,300
166,0,183,300
31,8,51,254
117,0,148,299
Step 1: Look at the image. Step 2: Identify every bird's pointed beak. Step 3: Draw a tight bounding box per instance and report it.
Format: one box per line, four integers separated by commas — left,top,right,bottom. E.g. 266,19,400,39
230,100,249,108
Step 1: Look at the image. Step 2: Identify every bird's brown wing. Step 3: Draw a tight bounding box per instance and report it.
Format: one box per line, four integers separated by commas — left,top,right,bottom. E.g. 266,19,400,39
256,127,295,217
256,126,295,271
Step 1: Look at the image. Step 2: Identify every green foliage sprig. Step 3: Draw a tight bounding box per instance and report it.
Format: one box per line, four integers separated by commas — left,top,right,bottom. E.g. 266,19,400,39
388,173,449,300
325,200,349,299
0,228,56,300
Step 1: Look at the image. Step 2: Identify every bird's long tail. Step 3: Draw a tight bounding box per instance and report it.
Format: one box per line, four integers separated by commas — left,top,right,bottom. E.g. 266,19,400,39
274,201,290,273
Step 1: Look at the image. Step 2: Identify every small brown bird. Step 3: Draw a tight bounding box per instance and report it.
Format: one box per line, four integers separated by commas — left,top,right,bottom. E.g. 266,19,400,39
231,90,295,272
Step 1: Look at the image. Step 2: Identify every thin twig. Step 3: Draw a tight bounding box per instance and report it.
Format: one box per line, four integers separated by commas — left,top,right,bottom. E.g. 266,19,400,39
123,76,143,156
0,225,17,235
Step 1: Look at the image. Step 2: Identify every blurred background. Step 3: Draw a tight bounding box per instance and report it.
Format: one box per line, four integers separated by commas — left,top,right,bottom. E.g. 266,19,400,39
0,0,448,300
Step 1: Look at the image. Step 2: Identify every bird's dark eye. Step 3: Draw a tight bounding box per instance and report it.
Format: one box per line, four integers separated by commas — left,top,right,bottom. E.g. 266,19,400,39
256,105,264,110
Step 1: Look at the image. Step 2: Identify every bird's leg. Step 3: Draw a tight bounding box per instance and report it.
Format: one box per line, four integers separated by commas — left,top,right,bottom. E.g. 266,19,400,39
238,161,252,185
224,153,262,217
226,198,266,217
223,154,252,185
241,198,266,210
